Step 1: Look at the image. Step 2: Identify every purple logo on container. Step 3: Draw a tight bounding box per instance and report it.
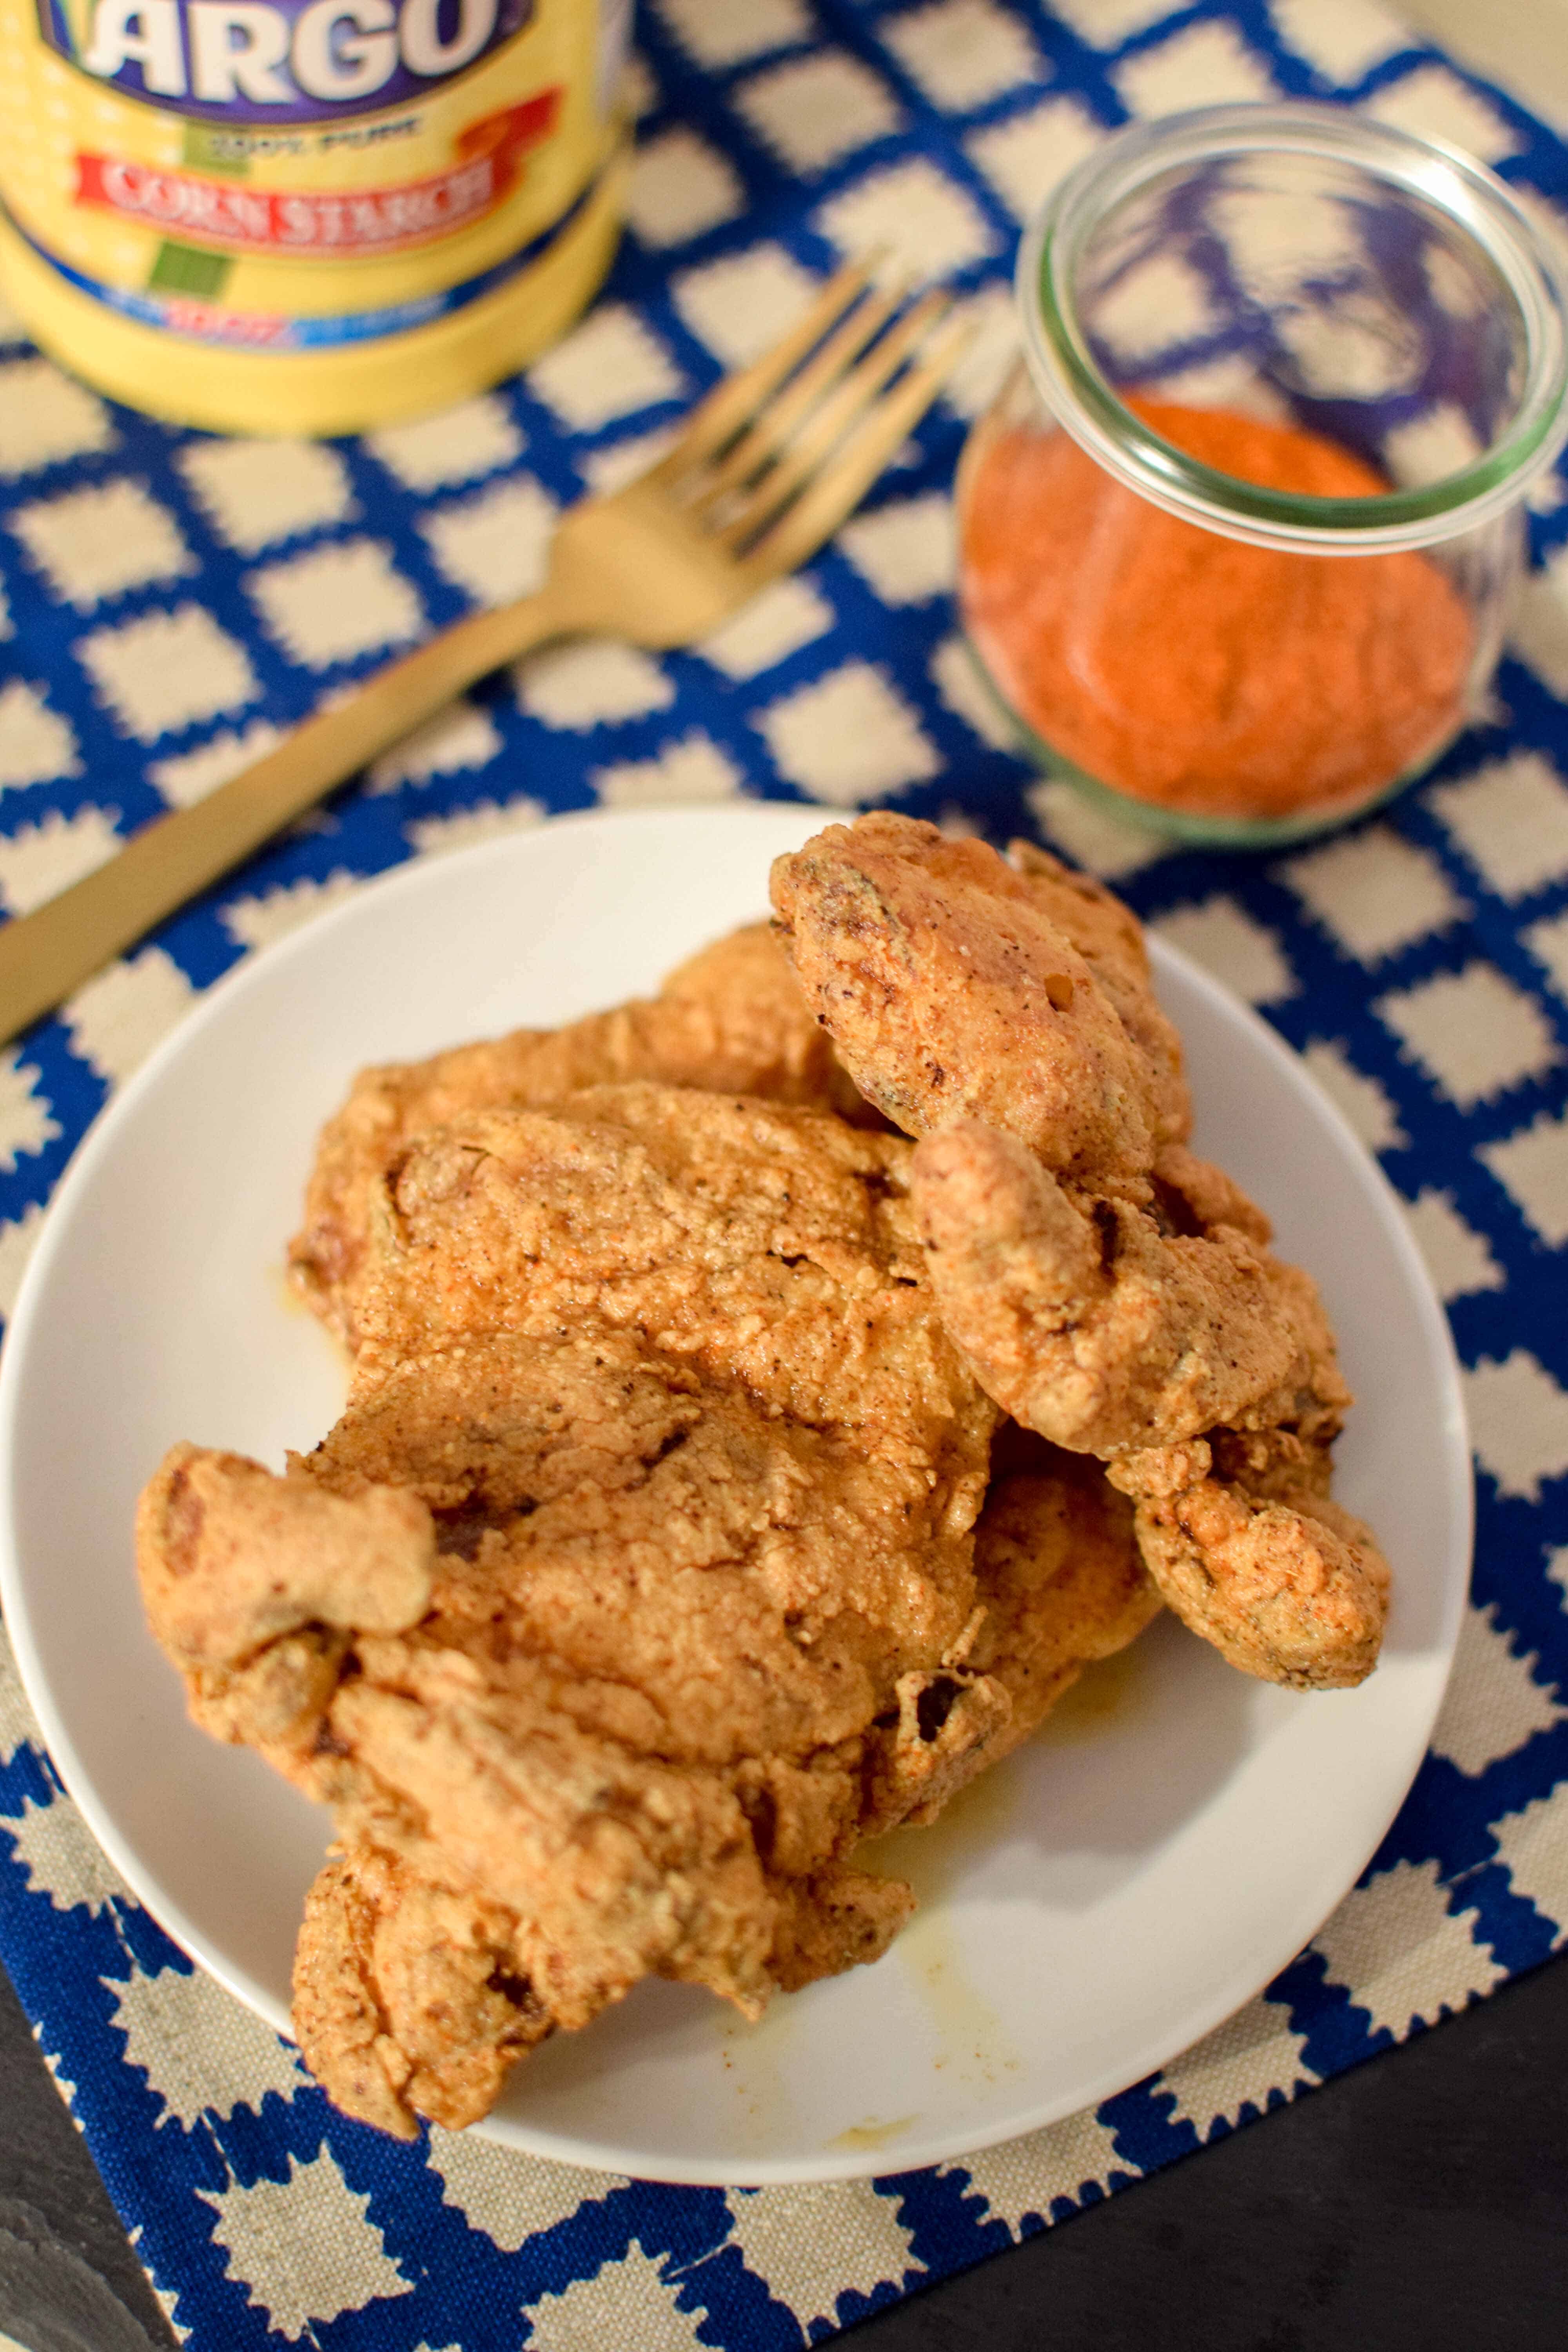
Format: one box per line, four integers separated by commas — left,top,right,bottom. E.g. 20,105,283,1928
39,0,534,122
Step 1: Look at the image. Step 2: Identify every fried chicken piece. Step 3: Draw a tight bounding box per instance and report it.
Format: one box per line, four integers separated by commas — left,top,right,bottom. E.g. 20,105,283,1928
771,817,1387,1690
769,813,1186,1186
1005,840,1190,1154
290,923,857,1346
1107,1429,1389,1691
293,1847,554,2138
349,1087,990,1495
145,1305,988,2018
139,1286,1174,2130
285,1421,1154,2129
660,922,868,1124
316,1625,782,2035
296,1839,916,2136
309,1325,992,1771
768,1869,918,1993
912,1123,1339,1457
142,1386,790,2084
969,1426,1162,1753
139,1094,1005,2132
136,1442,434,1675
335,1087,1007,1848
911,1121,1385,1688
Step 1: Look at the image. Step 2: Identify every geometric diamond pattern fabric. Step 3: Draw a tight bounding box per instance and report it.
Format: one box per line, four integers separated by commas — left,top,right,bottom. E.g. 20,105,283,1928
2,4,1568,2348
1365,60,1525,164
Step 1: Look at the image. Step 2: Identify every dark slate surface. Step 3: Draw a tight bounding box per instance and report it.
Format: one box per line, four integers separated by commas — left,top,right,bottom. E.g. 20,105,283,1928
4,1943,1566,2351
0,1960,173,2350
853,1949,1568,2350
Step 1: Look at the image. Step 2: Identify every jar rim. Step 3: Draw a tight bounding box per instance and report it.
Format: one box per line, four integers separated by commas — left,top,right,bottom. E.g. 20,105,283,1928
1016,102,1568,554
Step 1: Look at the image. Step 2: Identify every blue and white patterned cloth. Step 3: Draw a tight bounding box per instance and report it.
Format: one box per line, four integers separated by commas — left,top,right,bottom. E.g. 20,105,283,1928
3,3,1568,2345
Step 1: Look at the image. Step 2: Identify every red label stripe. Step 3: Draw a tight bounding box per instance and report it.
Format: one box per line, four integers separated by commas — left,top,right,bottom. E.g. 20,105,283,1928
72,89,561,258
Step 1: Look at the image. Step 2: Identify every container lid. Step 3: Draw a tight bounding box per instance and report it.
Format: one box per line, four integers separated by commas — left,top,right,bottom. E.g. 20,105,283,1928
1018,103,1568,552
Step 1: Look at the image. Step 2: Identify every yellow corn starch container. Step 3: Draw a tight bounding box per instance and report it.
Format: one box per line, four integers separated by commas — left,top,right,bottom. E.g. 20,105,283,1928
0,0,631,433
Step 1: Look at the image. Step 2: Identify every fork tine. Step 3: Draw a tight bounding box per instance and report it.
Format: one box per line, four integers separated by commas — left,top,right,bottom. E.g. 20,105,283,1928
740,312,976,579
690,279,905,509
717,291,952,551
647,254,883,488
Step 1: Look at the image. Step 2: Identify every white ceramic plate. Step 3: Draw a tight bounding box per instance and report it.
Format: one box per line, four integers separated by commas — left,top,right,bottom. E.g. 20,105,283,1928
0,804,1470,2186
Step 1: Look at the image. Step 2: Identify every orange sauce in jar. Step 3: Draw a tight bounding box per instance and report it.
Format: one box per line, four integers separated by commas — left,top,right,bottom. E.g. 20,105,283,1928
959,397,1474,825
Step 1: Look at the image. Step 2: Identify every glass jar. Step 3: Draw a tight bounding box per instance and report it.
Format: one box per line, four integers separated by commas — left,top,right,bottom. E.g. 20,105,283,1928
956,104,1568,848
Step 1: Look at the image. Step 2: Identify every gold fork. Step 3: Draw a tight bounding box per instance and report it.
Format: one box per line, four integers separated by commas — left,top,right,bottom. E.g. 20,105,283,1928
0,260,971,1046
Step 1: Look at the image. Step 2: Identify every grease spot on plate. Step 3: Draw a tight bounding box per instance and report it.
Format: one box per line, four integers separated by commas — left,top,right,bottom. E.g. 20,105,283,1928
719,1978,804,2146
828,2114,918,2152
267,1263,310,1318
895,1904,1014,2086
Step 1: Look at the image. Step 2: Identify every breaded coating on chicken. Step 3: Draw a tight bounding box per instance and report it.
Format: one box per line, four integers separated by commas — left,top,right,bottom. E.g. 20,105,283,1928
659,922,869,1126
290,923,859,1346
772,816,1389,1691
162,1374,1166,2136
293,1836,920,2136
971,1426,1163,1753
292,1847,555,2138
139,1093,1014,2134
769,813,1186,1185
911,1122,1385,1690
348,1087,978,1454
1107,1429,1390,1691
911,1122,1341,1459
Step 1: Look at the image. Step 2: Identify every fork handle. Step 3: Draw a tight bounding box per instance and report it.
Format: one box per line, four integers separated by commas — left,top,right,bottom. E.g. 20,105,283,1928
0,583,577,1047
